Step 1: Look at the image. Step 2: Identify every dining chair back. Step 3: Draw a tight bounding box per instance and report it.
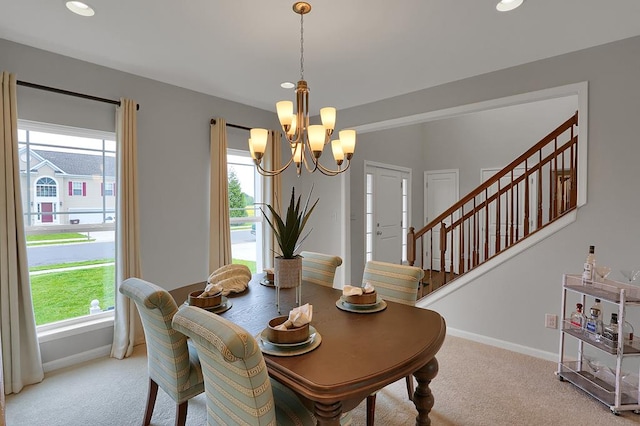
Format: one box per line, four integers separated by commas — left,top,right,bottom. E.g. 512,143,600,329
361,260,424,426
172,305,317,425
119,278,204,426
301,251,343,288
362,260,424,305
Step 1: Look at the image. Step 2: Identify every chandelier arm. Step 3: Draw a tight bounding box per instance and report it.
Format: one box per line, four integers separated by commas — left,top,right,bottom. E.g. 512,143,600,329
315,158,351,176
301,145,320,174
255,148,298,176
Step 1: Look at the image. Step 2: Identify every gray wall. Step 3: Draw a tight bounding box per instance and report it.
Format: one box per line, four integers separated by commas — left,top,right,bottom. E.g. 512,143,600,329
4,33,640,364
348,123,426,284
338,35,640,357
422,96,578,197
0,37,350,366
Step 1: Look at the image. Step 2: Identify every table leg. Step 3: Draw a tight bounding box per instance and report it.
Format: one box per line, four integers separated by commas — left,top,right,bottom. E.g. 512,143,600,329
314,401,342,425
413,357,439,426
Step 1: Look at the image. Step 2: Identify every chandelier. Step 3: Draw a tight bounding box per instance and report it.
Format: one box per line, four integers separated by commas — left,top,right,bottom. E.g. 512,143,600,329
248,2,356,177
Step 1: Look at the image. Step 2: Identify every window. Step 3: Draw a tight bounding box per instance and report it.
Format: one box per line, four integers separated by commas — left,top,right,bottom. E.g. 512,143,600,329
70,181,85,196
36,177,57,197
103,182,115,196
19,121,116,327
401,177,409,263
227,149,263,273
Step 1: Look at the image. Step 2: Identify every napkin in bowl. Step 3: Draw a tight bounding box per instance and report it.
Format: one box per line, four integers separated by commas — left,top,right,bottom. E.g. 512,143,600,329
198,282,223,297
274,303,313,330
342,283,376,296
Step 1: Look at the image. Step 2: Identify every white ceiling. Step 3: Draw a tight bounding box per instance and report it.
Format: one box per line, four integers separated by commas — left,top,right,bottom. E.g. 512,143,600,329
1,1,640,115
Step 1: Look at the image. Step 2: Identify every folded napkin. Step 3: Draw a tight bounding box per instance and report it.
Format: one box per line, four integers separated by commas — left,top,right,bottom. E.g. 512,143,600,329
274,303,313,330
207,264,252,296
198,282,223,297
342,283,375,296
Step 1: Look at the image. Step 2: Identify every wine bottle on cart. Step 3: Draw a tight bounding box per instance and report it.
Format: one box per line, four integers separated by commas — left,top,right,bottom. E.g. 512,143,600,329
582,245,596,285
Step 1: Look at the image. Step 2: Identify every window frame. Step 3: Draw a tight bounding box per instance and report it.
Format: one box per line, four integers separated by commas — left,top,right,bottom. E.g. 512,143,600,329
18,119,117,332
227,148,264,272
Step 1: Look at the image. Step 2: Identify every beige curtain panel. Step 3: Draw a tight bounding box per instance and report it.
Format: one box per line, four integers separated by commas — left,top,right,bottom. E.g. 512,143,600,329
209,118,232,272
262,130,282,268
111,98,142,360
0,71,44,393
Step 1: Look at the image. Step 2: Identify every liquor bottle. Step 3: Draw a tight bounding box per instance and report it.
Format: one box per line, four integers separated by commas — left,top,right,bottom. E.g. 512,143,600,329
582,245,596,284
570,303,585,330
603,313,619,346
585,299,603,341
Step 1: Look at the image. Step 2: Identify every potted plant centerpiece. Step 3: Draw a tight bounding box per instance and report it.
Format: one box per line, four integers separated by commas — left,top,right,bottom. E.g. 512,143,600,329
262,187,318,290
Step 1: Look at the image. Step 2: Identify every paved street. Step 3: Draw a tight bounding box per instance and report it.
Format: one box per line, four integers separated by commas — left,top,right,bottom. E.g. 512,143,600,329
27,229,257,266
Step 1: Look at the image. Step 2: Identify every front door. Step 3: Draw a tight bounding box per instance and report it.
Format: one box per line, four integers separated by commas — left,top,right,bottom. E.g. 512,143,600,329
365,163,411,264
40,202,53,223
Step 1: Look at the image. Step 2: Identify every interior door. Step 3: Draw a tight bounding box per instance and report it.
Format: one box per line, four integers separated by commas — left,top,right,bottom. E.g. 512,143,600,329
374,167,403,263
424,170,459,272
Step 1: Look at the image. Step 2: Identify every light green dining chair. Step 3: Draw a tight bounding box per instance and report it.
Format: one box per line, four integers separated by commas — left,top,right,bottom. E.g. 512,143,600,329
301,251,343,288
119,278,204,426
361,260,424,426
172,305,318,425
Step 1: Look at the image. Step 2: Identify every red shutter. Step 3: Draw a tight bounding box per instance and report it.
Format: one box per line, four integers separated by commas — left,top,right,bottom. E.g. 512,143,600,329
68,181,73,196
101,183,104,196
82,182,87,196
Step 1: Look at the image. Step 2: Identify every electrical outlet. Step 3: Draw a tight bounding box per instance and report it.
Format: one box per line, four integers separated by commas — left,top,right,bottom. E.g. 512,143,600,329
545,314,558,329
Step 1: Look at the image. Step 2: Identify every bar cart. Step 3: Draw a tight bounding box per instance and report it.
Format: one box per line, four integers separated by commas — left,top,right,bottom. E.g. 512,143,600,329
557,274,640,415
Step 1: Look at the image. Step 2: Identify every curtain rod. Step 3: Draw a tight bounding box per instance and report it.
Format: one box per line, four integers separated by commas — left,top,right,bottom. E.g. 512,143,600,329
210,119,251,131
16,80,140,111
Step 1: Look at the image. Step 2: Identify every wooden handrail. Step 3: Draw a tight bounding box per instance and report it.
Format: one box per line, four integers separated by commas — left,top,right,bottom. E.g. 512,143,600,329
411,112,578,242
409,111,579,296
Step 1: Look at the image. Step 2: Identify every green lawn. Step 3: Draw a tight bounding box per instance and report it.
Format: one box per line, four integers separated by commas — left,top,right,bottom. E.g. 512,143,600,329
27,232,94,246
27,232,89,242
31,265,115,325
30,258,256,325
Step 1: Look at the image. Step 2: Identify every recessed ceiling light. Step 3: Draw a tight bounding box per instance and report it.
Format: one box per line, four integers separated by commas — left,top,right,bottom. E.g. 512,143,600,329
496,0,524,12
66,1,95,17
280,82,295,89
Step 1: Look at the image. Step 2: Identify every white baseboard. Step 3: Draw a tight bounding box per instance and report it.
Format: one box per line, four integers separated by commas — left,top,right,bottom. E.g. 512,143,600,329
447,327,558,362
42,344,112,373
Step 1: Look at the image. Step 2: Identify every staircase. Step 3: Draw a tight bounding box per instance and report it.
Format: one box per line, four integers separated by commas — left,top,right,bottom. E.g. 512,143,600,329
408,111,579,298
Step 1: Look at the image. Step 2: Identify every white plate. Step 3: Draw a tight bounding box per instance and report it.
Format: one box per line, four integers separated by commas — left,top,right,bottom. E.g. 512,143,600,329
257,330,322,357
260,326,317,348
336,298,387,314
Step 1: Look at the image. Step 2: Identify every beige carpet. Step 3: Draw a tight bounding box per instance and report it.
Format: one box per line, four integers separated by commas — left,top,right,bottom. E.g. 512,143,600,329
6,335,640,425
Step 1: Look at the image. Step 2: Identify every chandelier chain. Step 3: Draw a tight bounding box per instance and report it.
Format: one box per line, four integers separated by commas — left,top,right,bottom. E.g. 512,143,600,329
300,11,304,81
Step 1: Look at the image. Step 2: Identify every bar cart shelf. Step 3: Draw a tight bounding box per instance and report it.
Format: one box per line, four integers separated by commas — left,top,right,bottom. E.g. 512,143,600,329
557,274,640,415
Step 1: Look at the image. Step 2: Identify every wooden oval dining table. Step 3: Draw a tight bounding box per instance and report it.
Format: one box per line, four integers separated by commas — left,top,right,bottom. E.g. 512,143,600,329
170,274,446,426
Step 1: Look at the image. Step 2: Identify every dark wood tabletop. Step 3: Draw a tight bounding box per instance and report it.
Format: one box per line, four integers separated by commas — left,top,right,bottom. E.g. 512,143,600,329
171,275,446,426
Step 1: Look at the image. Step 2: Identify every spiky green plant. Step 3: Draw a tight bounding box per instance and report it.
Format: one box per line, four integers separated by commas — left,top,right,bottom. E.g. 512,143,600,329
262,187,318,259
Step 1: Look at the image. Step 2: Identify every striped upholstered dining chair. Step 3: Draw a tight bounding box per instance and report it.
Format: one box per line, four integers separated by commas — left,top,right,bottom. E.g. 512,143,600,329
119,278,204,426
172,305,317,425
300,251,343,288
361,260,425,426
